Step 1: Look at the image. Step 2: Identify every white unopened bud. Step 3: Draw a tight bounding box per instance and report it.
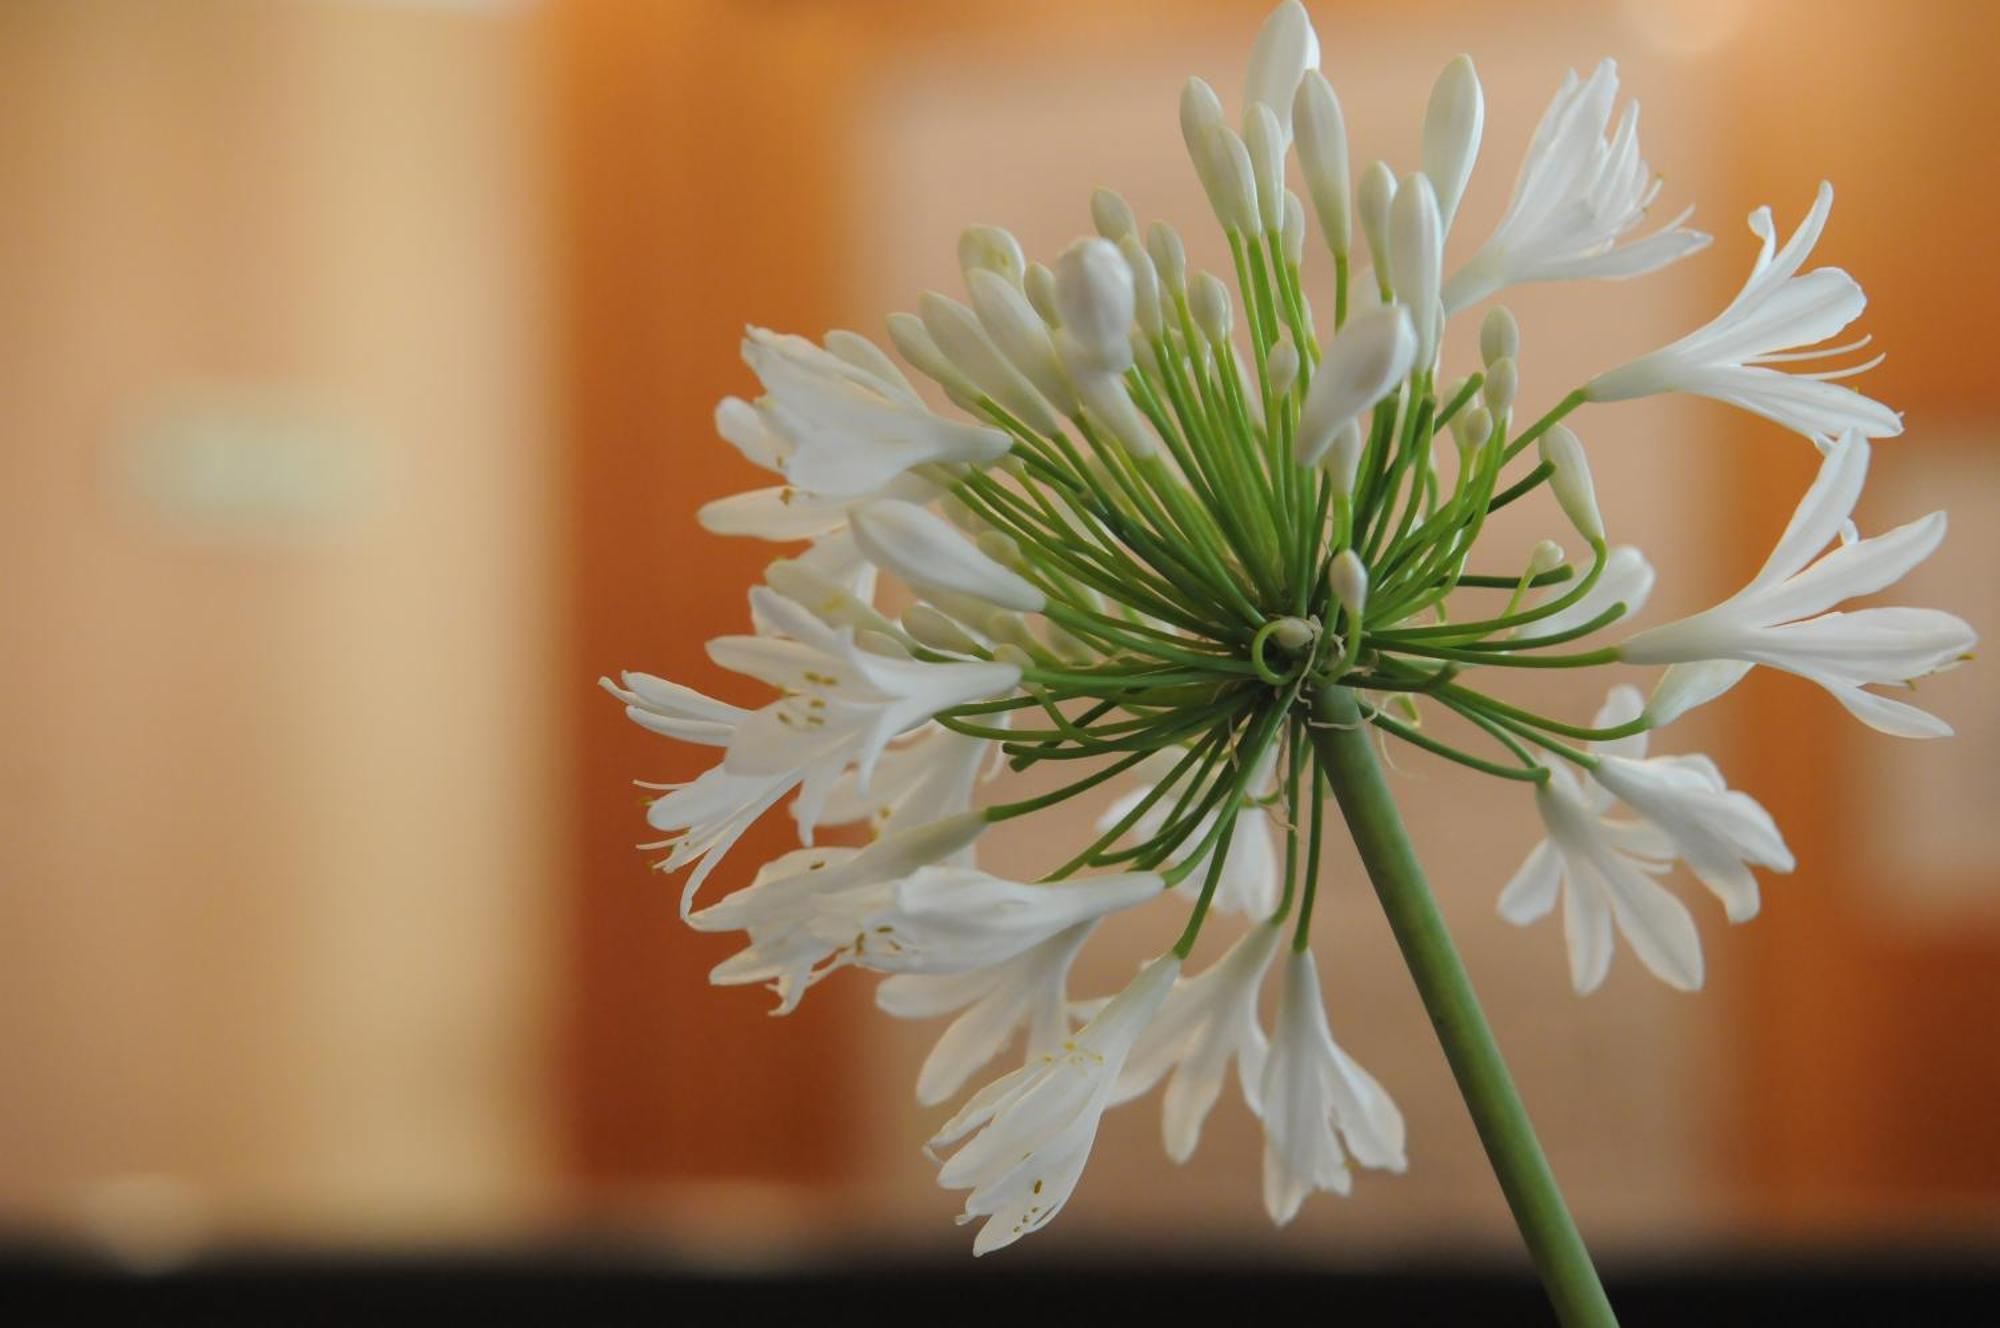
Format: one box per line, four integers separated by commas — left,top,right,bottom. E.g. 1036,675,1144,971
1270,616,1317,650
1119,235,1164,340
957,225,1025,287
1293,72,1351,258
1529,540,1567,576
919,291,1061,435
1146,221,1188,300
1357,161,1397,289
1268,334,1300,396
939,493,984,533
1480,306,1519,365
1482,355,1518,417
1244,0,1319,144
986,613,1042,656
1189,272,1233,346
1390,173,1443,368
1024,262,1061,326
1281,191,1306,266
1540,424,1604,542
823,330,919,402
1054,237,1136,373
1203,122,1263,236
866,811,992,881
967,269,1077,415
1420,55,1484,235
887,311,983,412
856,628,910,659
1331,550,1369,619
975,529,1023,569
1243,103,1287,236
1451,403,1493,454
1295,303,1417,464
1180,77,1233,226
1091,187,1137,243
851,498,1046,613
1056,331,1160,461
1324,418,1366,497
902,603,985,655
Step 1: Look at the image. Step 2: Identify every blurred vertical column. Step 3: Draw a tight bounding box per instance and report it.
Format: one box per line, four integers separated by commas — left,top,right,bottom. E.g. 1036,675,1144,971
0,0,558,1246
550,0,866,1227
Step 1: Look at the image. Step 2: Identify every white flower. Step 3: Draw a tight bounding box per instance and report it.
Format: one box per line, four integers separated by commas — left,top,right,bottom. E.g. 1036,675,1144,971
1112,921,1283,1163
845,869,1163,976
1244,0,1319,145
1099,753,1281,917
1501,686,1788,990
1389,172,1443,367
1622,431,1974,737
806,720,999,854
1444,60,1709,312
878,923,1094,1106
1421,55,1484,236
1583,183,1901,440
1516,544,1654,642
931,954,1180,1254
741,327,1012,497
690,813,991,1013
1260,948,1407,1224
1591,751,1793,925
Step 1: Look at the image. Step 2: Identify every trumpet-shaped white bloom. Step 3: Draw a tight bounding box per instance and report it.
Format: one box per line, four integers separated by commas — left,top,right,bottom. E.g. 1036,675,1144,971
1098,753,1280,917
1113,921,1283,1163
806,721,998,854
1445,60,1709,312
932,954,1180,1254
843,869,1163,976
741,327,1012,497
1583,183,1900,440
690,813,990,1012
878,923,1094,1107
1501,687,1789,991
1260,948,1407,1224
1622,432,1975,736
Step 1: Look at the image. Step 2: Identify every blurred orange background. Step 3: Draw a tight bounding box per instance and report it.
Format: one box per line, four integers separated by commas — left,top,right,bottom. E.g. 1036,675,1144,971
2,0,1995,1274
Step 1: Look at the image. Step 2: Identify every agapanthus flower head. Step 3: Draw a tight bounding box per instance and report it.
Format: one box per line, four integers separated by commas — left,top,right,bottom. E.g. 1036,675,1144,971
606,2,1967,1259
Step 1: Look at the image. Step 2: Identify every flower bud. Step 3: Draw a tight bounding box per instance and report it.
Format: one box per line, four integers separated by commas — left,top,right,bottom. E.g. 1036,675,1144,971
1357,161,1397,289
1024,262,1061,326
868,811,992,880
1331,549,1369,619
975,529,1024,569
1540,424,1604,542
1268,333,1300,396
902,603,985,655
1292,72,1351,258
1482,355,1518,417
1054,237,1136,374
1389,172,1442,367
967,268,1077,415
851,498,1046,613
822,329,919,402
920,291,1061,435
1296,303,1416,463
1281,191,1306,266
1243,103,1287,236
986,613,1042,656
1189,272,1234,346
957,225,1025,287
1479,306,1519,365
1146,221,1189,300
1245,0,1319,144
1324,417,1366,497
1091,187,1137,243
1119,234,1164,339
887,311,984,412
1270,616,1317,650
1450,403,1493,454
1529,539,1567,575
1180,77,1233,226
1420,55,1483,234
1056,331,1160,461
1203,122,1263,236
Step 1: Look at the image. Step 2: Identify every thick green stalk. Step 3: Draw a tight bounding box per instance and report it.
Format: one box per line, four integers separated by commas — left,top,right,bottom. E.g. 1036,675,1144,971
1309,685,1619,1328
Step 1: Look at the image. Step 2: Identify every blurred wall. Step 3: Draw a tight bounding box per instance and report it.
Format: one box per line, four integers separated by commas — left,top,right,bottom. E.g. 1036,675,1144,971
0,0,559,1246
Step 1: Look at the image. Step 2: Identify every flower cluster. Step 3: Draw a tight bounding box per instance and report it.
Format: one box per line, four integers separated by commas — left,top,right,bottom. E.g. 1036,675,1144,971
607,2,1972,1253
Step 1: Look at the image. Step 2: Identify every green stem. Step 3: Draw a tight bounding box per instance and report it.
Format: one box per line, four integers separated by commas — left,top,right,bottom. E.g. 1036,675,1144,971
1308,685,1619,1328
